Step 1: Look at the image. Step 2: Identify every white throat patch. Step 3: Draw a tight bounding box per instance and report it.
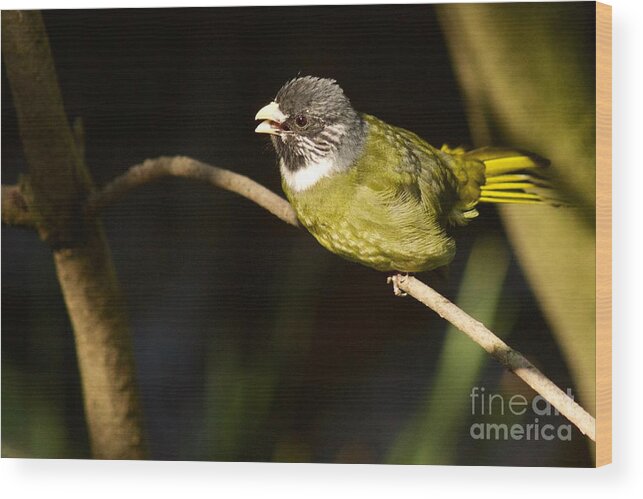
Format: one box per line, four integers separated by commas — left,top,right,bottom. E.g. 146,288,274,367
280,157,338,192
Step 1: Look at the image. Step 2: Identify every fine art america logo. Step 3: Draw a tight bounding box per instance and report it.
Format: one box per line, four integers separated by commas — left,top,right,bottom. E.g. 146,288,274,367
469,387,573,441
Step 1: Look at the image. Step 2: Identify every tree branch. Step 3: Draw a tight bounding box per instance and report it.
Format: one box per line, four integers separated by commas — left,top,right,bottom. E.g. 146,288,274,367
389,274,596,441
87,156,299,228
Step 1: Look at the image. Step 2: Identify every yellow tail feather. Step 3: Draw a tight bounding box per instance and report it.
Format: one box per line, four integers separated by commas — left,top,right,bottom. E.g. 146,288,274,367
478,197,544,205
478,190,542,201
479,155,546,176
462,146,564,206
484,174,552,188
482,182,539,191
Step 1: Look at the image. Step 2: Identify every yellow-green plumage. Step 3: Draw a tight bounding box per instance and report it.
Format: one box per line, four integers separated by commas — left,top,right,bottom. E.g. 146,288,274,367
282,114,549,272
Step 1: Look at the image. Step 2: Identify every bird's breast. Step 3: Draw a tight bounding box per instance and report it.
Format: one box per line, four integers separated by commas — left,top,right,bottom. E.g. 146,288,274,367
284,174,455,272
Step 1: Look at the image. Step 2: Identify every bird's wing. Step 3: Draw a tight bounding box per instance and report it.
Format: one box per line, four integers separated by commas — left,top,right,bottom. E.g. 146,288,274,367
357,114,464,223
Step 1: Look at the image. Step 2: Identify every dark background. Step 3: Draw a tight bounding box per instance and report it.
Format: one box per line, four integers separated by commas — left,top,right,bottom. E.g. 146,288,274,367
2,5,593,465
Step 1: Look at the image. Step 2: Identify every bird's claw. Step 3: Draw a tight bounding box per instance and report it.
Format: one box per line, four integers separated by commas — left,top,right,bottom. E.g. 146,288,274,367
387,275,408,297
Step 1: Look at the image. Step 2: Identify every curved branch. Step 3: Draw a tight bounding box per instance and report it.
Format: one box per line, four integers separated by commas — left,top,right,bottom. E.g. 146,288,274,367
389,274,596,441
87,156,299,228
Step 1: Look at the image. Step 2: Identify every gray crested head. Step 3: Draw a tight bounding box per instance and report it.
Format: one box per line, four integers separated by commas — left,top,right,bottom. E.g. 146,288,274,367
255,77,367,186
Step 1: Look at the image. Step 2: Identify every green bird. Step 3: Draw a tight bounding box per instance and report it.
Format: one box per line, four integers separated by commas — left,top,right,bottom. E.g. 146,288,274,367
255,76,555,274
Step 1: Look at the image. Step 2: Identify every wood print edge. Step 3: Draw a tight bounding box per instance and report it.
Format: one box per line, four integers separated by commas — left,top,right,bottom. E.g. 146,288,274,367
595,0,612,467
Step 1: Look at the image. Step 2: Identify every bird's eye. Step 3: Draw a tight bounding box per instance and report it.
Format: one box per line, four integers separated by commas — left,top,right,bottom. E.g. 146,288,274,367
295,115,308,128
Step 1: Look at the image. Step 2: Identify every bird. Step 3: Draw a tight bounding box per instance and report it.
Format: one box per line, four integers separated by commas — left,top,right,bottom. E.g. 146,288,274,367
255,76,558,275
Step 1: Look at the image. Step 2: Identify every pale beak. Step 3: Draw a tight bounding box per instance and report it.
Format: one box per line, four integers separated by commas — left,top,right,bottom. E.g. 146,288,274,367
254,101,288,135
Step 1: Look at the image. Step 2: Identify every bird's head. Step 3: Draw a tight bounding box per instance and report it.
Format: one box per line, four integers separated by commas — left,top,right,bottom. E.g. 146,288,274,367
255,76,366,190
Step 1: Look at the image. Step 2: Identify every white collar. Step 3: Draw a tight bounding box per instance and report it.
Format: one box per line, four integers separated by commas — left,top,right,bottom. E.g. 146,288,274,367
280,157,338,192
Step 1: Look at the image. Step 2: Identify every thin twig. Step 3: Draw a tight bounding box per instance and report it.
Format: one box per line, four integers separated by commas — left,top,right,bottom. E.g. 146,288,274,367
389,274,596,441
87,156,299,228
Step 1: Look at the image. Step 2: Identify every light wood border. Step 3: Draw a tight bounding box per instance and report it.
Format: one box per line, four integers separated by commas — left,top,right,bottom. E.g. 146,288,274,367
596,1,612,467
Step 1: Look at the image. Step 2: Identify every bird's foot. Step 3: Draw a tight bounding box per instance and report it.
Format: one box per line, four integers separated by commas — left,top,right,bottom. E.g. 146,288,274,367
387,273,409,297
